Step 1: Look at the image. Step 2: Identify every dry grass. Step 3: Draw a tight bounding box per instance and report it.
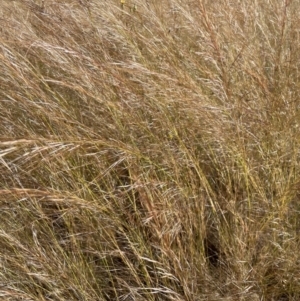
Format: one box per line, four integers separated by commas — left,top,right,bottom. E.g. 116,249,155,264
0,0,300,300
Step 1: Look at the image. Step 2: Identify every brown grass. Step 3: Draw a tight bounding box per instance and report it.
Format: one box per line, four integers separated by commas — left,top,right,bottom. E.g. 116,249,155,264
1,0,300,300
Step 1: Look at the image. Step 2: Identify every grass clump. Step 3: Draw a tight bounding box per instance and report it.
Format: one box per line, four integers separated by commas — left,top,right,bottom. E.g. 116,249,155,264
1,0,300,300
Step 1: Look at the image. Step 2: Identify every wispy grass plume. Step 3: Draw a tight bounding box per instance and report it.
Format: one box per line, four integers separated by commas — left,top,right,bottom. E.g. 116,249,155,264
1,0,300,300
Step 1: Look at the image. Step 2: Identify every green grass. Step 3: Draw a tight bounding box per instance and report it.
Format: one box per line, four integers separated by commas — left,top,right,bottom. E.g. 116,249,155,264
1,0,300,300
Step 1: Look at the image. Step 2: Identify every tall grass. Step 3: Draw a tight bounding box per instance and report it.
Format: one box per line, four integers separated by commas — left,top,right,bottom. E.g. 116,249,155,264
1,0,300,300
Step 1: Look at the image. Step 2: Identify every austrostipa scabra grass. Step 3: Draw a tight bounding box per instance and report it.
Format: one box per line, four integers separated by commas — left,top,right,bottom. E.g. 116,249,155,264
0,0,300,300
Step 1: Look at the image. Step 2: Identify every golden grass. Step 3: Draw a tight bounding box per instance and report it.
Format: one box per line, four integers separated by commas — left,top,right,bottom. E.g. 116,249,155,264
1,0,300,300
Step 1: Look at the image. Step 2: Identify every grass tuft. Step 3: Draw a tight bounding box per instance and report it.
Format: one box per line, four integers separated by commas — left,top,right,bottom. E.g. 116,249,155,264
1,0,300,300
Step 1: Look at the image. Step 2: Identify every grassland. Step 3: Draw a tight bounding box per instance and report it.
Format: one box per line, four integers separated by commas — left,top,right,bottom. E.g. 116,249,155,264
0,0,300,300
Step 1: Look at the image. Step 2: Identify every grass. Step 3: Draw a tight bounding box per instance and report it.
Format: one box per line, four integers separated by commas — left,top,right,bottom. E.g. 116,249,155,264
0,0,300,300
